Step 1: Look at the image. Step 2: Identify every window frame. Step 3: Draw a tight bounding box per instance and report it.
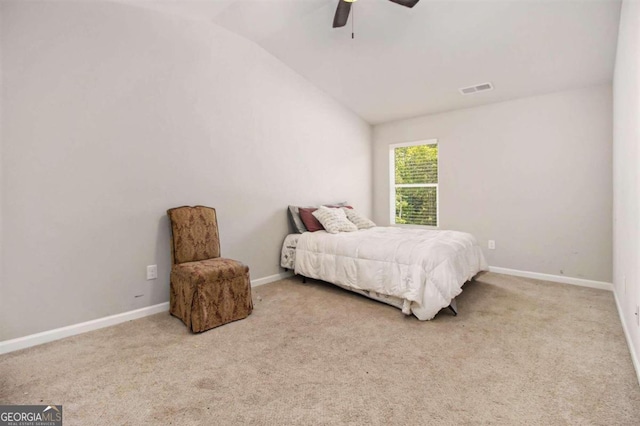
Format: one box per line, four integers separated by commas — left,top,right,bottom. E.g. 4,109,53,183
389,139,439,228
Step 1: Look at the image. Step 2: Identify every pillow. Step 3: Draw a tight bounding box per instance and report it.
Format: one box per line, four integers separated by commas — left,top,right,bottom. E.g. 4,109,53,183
288,202,350,233
288,205,310,233
312,206,357,234
325,201,350,208
299,208,324,232
343,208,376,230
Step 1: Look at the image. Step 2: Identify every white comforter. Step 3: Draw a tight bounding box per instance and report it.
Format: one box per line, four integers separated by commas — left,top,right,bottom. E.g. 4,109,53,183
294,227,488,320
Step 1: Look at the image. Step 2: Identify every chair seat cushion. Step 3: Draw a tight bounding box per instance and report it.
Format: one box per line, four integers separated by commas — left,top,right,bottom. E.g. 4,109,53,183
170,257,252,333
173,258,248,282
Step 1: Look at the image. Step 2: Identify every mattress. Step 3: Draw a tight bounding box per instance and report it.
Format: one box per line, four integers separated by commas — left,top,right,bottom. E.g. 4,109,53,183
290,227,488,320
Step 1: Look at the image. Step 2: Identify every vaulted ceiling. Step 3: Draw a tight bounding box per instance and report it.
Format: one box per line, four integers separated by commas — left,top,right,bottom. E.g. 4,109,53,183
124,0,622,124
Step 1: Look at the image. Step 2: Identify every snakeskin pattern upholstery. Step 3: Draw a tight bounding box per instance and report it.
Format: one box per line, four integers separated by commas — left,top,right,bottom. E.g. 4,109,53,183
167,206,252,333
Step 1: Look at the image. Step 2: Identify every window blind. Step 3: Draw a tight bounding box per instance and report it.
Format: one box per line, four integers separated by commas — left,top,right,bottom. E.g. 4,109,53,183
392,143,438,227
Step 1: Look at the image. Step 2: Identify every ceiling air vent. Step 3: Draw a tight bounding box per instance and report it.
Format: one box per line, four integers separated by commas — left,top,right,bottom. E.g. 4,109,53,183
459,82,494,95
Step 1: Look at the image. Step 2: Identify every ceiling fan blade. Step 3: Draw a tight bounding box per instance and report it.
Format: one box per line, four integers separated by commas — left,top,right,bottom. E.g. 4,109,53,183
388,0,420,8
333,0,352,28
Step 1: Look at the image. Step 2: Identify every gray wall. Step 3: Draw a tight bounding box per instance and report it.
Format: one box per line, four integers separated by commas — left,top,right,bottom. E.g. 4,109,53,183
373,85,612,282
0,1,372,340
613,0,640,373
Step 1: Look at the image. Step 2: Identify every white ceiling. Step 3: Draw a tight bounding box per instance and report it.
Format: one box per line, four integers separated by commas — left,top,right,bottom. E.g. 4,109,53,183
124,0,622,124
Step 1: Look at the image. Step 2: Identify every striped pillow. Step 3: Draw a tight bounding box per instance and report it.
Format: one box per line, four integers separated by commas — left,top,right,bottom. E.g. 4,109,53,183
312,206,357,234
343,208,376,230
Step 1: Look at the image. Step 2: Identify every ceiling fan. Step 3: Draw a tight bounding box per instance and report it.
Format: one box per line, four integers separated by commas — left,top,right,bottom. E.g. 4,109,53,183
333,0,420,29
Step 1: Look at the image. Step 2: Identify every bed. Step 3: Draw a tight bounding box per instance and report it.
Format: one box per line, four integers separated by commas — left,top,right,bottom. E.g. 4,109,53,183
281,226,488,320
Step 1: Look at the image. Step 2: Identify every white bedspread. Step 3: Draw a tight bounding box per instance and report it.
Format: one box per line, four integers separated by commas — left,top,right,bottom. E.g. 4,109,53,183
294,227,488,320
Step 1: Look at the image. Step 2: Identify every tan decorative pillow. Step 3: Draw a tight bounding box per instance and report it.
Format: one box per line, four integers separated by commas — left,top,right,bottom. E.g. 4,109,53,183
312,206,357,234
343,208,376,230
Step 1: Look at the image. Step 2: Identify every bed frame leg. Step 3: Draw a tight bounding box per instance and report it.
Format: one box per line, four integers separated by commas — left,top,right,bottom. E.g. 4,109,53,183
448,299,458,316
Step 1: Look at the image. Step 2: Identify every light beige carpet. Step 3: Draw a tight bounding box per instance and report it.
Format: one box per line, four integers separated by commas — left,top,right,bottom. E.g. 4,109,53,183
1,272,639,425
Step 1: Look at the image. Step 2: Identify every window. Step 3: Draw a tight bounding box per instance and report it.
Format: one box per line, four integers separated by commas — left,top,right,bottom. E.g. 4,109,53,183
389,140,438,227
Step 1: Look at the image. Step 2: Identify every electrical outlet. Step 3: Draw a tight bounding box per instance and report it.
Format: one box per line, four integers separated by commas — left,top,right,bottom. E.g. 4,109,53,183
488,240,496,250
146,265,158,280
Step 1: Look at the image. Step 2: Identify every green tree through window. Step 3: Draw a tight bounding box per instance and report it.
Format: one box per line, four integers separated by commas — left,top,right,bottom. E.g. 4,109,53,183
392,142,438,226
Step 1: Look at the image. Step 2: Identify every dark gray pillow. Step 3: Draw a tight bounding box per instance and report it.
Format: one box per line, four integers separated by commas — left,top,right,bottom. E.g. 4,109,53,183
288,205,308,233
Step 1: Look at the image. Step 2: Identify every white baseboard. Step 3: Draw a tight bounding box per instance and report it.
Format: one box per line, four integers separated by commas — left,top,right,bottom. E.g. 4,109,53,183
613,291,640,386
0,271,294,355
251,270,294,287
488,266,613,291
0,302,170,355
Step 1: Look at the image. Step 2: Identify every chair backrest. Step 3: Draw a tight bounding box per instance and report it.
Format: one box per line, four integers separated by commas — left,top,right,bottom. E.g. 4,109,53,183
167,206,221,264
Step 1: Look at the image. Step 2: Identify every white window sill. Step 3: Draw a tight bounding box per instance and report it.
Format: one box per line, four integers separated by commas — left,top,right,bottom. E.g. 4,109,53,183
390,223,440,230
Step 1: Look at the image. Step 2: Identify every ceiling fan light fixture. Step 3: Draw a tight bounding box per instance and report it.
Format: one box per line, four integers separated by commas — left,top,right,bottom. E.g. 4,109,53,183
333,0,418,29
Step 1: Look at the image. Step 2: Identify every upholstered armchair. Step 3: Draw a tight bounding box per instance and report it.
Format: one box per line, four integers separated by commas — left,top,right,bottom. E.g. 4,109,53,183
167,206,253,332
